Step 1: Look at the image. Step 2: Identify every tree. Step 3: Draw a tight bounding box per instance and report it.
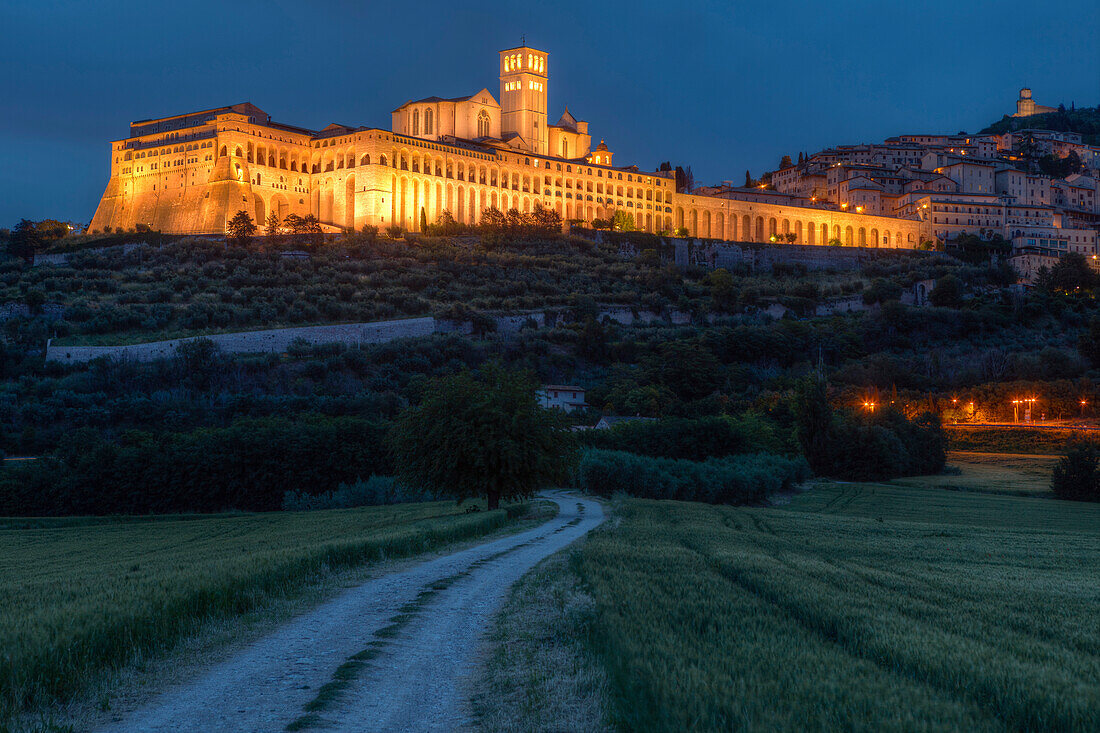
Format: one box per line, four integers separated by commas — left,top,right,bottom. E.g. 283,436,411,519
282,213,303,238
8,219,41,264
530,203,563,234
1078,317,1100,368
479,206,506,231
779,155,793,169
928,274,964,307
1051,442,1100,501
265,212,281,240
611,210,636,231
390,365,575,509
226,210,257,247
299,214,323,248
1038,252,1096,293
707,268,737,310
35,219,70,240
420,207,428,233
744,170,752,188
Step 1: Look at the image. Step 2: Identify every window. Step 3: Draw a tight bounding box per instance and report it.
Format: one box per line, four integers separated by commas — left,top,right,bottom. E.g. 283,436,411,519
477,110,490,138
425,108,433,134
412,109,419,135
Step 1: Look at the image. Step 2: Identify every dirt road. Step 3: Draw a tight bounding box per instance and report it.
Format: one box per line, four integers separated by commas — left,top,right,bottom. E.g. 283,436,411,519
98,492,603,733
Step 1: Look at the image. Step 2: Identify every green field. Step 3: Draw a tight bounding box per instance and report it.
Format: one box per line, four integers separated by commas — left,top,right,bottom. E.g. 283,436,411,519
891,451,1057,496
0,500,535,724
574,488,1100,731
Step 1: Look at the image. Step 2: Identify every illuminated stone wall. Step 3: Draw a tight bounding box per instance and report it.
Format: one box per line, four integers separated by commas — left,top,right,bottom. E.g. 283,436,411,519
88,50,925,248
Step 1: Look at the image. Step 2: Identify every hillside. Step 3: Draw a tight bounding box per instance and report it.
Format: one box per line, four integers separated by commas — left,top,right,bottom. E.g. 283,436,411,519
980,105,1100,144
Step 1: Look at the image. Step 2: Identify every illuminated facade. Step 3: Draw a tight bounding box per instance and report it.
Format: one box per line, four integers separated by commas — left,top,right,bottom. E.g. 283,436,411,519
89,44,925,247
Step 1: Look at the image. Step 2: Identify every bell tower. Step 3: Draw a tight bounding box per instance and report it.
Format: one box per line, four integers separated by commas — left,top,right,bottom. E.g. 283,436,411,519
499,45,548,155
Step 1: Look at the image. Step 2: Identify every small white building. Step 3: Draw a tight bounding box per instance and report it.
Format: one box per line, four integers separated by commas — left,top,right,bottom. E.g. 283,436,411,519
538,385,587,412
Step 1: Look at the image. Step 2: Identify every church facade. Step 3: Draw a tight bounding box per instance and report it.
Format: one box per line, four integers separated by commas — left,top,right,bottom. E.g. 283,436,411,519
88,44,924,248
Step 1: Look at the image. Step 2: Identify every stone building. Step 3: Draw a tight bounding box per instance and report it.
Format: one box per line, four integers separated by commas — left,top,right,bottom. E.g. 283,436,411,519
88,43,925,248
1012,88,1057,118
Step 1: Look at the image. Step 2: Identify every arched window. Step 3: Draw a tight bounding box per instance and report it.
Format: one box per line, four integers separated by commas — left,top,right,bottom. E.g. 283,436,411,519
562,139,568,158
477,110,490,138
425,108,433,135
412,109,420,135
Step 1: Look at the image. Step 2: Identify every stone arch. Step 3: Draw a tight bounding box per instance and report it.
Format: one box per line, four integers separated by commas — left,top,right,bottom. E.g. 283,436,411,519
870,228,878,248
755,217,764,241
794,221,802,242
701,210,711,238
845,226,854,246
254,196,266,226
234,146,243,157
832,225,841,242
715,211,724,240
858,227,866,246
271,193,289,220
675,207,685,230
782,218,790,234
322,179,335,224
768,218,778,239
742,215,751,241
345,175,356,230
808,222,816,245
361,154,370,166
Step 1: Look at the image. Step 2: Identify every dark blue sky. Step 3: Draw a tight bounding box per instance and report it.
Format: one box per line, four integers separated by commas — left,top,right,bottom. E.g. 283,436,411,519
2,0,1097,227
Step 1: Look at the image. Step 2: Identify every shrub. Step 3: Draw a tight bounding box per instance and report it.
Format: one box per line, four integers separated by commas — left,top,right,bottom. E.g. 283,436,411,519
574,449,810,505
282,475,436,510
1051,443,1100,501
794,378,945,481
579,415,785,459
0,415,393,515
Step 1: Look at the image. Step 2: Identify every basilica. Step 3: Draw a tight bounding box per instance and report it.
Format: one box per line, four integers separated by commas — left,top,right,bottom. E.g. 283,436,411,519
88,44,923,248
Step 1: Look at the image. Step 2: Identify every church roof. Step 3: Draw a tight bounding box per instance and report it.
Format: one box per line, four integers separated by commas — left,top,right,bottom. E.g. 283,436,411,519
392,89,499,113
595,139,609,151
556,107,578,130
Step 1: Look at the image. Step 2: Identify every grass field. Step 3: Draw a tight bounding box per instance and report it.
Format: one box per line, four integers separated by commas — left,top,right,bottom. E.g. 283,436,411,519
945,426,1096,454
573,488,1100,731
0,500,534,726
890,451,1058,496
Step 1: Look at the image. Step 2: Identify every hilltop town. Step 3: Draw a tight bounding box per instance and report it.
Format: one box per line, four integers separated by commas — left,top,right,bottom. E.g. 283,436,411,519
754,88,1099,281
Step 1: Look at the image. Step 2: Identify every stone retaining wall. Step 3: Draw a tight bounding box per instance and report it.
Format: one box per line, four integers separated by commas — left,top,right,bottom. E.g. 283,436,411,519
46,317,437,363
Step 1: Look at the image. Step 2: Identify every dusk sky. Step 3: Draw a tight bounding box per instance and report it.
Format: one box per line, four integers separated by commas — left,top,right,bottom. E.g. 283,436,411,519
2,0,1097,227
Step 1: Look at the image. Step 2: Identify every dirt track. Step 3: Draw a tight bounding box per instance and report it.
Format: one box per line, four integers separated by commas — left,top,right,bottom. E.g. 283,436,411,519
97,492,603,733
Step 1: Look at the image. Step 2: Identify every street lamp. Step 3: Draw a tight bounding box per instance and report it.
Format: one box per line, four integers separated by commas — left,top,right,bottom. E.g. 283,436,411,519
1012,399,1021,423
1081,399,1088,419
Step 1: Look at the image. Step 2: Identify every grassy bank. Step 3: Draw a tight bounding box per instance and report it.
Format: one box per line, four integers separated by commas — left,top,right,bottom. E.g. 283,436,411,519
468,551,611,733
574,489,1100,730
0,500,532,724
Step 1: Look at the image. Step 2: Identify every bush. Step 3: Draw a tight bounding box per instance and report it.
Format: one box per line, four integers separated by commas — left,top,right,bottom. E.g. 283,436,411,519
1051,443,1100,501
794,378,945,481
282,475,437,510
0,415,393,515
579,415,785,459
574,449,811,505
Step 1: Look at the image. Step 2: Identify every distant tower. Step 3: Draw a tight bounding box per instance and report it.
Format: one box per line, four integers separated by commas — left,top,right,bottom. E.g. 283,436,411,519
499,45,548,155
1016,87,1036,117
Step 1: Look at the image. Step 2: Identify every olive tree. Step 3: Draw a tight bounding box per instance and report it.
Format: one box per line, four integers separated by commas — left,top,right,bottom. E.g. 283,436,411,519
390,365,575,509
